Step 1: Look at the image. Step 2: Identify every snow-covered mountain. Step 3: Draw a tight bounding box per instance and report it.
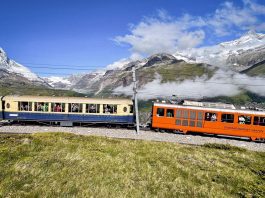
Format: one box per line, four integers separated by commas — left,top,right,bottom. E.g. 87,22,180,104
173,31,265,71
0,48,46,84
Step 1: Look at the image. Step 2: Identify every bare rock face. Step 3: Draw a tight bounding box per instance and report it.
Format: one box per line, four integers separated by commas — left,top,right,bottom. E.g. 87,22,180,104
226,45,265,71
144,53,180,67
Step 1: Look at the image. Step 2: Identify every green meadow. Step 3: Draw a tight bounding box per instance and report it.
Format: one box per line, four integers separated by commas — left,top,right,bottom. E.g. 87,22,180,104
0,133,264,197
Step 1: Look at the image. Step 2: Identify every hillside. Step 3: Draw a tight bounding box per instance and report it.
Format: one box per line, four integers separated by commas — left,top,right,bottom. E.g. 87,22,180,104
242,60,265,77
0,84,84,97
0,133,264,197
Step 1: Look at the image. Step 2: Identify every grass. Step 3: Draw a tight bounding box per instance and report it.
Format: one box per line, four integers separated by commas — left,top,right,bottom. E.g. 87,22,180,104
243,62,265,77
0,133,264,197
0,84,85,97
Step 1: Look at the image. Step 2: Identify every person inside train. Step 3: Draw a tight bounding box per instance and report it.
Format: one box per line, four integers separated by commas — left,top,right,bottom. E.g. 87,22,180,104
44,103,48,112
54,104,61,112
238,116,245,124
205,113,211,121
71,104,79,112
37,103,43,111
211,113,217,121
104,105,109,113
90,105,96,113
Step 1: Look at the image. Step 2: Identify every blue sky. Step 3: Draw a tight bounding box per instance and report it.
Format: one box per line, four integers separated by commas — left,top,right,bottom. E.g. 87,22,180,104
0,0,264,76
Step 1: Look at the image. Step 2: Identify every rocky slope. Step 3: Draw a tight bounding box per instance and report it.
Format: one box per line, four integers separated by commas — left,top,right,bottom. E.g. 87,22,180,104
0,48,48,87
174,31,265,71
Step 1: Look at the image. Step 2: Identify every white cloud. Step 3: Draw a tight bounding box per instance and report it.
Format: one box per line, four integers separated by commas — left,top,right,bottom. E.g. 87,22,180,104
114,0,265,56
113,70,265,99
114,10,205,55
106,53,143,70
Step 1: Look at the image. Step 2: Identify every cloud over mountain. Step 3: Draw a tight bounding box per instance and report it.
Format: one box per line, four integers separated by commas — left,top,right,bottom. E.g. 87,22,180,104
114,0,265,57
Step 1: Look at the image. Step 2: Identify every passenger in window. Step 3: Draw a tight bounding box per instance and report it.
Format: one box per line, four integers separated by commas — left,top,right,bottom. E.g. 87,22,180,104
211,113,217,121
104,105,109,113
238,116,245,124
37,103,42,111
55,104,61,112
20,104,24,111
44,103,48,112
72,104,78,112
167,111,172,117
206,113,211,121
90,105,96,113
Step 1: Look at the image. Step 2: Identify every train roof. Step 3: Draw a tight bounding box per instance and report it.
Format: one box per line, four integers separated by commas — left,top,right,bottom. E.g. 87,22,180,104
2,95,133,104
153,102,265,116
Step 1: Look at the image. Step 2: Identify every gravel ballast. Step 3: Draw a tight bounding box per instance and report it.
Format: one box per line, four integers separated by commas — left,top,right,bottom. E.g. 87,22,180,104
0,125,264,152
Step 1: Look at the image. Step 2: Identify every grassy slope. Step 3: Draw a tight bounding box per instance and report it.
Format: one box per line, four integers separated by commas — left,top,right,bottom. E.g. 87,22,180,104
0,84,84,97
243,62,265,77
204,91,265,105
139,62,216,83
0,133,264,197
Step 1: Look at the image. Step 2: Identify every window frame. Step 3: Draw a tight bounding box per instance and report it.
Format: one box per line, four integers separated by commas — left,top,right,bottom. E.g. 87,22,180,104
205,112,218,122
86,104,100,114
18,101,32,112
103,104,117,114
156,108,165,117
68,103,83,113
34,102,49,112
166,109,174,118
51,102,65,113
221,113,234,123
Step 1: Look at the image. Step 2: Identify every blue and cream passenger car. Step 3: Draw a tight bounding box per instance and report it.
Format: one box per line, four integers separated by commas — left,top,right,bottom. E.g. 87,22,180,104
1,95,134,126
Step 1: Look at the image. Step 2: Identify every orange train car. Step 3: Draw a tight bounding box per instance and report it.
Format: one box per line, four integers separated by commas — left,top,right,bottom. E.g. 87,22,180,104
151,101,265,141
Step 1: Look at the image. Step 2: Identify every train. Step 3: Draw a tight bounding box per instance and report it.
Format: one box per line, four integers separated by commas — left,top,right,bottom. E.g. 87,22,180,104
151,100,265,141
0,95,134,127
0,95,265,141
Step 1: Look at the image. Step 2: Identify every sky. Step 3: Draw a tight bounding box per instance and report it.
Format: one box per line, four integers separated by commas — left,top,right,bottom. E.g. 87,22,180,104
0,0,264,76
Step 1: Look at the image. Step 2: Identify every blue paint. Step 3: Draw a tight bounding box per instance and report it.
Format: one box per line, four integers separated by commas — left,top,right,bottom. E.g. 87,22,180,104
4,112,134,124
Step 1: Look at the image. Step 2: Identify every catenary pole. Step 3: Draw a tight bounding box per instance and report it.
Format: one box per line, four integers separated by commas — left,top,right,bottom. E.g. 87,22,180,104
133,66,140,134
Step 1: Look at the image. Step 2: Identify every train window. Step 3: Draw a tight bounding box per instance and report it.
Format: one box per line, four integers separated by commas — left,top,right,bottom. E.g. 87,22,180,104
183,110,188,119
166,109,174,117
205,112,217,121
18,101,32,111
176,119,181,125
197,121,202,128
103,104,117,114
238,115,251,125
176,109,182,118
123,107,127,112
34,102,49,112
157,108,164,117
254,116,265,126
129,105,133,113
182,120,188,126
86,104,100,113
68,103,82,113
51,103,65,112
197,112,203,120
221,114,234,123
6,103,10,109
189,120,195,127
190,111,196,120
